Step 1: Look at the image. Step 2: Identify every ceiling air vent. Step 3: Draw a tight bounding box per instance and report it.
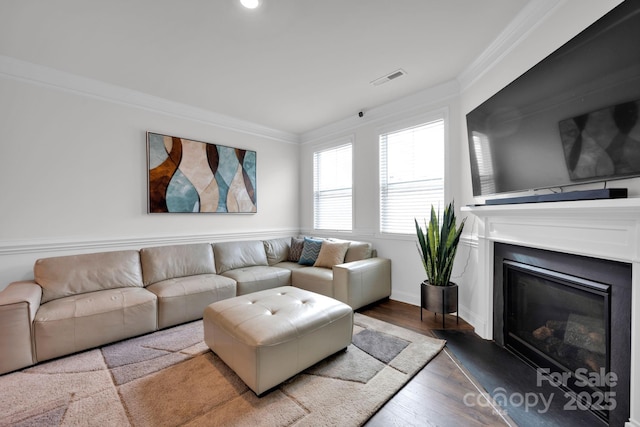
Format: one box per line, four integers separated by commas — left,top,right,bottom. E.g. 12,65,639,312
370,69,407,86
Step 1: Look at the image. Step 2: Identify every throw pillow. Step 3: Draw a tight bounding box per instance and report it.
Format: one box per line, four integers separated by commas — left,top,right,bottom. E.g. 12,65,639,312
298,237,324,266
288,237,304,262
314,241,350,268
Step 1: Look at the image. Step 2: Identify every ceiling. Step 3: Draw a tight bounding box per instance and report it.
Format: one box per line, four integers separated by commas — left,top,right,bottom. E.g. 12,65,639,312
0,0,531,135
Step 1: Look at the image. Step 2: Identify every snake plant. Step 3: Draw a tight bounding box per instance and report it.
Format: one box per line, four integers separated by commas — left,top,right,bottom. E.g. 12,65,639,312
415,201,466,287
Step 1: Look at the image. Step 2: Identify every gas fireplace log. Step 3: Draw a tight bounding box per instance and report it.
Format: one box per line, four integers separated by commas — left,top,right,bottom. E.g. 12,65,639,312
546,320,567,338
532,320,566,341
529,316,606,373
564,314,605,354
532,316,605,355
532,326,552,340
578,348,605,372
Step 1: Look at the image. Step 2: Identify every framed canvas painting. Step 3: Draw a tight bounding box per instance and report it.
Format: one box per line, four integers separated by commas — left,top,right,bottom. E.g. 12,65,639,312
147,132,257,213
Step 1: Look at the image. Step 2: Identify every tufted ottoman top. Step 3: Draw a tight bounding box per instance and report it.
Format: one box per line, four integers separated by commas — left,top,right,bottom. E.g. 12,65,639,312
204,286,352,347
204,286,353,394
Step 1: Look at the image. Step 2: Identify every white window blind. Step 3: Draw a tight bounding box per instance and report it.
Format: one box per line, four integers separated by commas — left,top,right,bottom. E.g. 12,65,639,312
313,143,352,231
380,119,445,234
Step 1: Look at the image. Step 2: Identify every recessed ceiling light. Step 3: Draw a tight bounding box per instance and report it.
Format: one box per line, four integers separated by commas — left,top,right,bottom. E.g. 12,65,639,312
240,0,261,9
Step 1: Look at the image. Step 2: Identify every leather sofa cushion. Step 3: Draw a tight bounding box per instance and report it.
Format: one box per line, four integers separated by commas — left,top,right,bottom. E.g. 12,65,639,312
343,240,373,262
35,250,143,304
34,287,157,362
146,273,236,329
222,266,291,295
273,261,308,271
214,241,268,274
140,243,216,286
291,267,334,298
263,238,290,265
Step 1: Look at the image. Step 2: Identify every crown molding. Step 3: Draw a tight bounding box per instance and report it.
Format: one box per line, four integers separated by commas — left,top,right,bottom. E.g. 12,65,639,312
457,0,565,93
300,79,460,144
0,55,299,144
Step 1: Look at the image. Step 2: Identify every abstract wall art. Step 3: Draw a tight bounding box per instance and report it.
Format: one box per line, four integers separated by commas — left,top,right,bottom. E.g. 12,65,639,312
147,132,257,213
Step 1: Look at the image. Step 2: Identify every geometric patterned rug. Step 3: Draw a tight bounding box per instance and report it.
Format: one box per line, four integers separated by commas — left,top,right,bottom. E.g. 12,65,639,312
0,313,445,426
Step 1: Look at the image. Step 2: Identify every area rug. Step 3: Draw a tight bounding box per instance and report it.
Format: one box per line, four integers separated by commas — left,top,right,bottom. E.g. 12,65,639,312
0,313,445,427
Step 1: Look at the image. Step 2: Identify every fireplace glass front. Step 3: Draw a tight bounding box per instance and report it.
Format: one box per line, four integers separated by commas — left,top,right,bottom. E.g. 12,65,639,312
504,261,610,395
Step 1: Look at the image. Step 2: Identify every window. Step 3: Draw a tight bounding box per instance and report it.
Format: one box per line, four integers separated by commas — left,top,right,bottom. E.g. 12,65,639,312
313,142,352,231
379,118,445,234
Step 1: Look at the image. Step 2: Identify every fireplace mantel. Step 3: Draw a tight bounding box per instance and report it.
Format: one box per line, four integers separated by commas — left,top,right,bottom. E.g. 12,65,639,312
462,197,640,427
463,198,640,263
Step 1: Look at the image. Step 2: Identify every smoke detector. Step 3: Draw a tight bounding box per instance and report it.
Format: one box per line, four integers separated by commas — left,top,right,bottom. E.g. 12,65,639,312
370,69,407,86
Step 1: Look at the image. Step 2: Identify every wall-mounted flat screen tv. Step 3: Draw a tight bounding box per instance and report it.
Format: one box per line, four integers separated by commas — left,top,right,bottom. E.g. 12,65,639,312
466,0,640,197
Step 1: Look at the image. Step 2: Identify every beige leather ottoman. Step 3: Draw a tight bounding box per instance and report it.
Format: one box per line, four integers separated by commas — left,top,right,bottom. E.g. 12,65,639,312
203,286,353,395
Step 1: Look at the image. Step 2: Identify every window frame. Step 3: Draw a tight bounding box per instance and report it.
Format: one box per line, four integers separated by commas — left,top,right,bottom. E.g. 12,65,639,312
312,136,354,232
377,109,449,239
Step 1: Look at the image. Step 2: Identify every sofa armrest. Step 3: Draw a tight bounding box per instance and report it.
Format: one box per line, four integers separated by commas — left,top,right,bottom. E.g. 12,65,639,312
0,281,42,374
333,258,391,310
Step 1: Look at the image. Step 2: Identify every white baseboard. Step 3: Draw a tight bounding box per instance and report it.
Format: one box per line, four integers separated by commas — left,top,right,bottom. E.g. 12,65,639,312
389,290,418,307
458,304,489,340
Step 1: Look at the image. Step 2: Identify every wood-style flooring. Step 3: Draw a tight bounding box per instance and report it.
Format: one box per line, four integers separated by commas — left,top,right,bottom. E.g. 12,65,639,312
359,299,515,427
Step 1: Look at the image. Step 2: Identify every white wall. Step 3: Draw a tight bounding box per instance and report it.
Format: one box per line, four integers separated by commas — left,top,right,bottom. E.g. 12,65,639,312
0,71,300,289
299,81,465,307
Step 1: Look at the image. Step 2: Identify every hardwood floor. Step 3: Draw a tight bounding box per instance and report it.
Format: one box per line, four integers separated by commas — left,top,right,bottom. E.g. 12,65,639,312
359,299,515,427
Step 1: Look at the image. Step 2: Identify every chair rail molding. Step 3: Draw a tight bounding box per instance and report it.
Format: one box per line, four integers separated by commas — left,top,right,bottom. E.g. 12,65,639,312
0,228,300,256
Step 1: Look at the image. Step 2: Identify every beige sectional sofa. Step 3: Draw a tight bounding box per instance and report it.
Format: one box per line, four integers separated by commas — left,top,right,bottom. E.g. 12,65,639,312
0,237,391,375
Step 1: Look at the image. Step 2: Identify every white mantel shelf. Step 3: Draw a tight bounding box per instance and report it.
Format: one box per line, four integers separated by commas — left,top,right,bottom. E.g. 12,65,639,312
463,197,640,217
462,197,640,427
462,198,640,264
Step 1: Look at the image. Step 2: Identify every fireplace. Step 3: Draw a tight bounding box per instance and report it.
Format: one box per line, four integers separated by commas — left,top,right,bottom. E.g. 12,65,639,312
461,199,640,426
504,263,609,378
493,243,631,425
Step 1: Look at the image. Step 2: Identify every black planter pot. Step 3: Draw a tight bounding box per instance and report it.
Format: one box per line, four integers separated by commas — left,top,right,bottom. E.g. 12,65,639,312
420,280,459,327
